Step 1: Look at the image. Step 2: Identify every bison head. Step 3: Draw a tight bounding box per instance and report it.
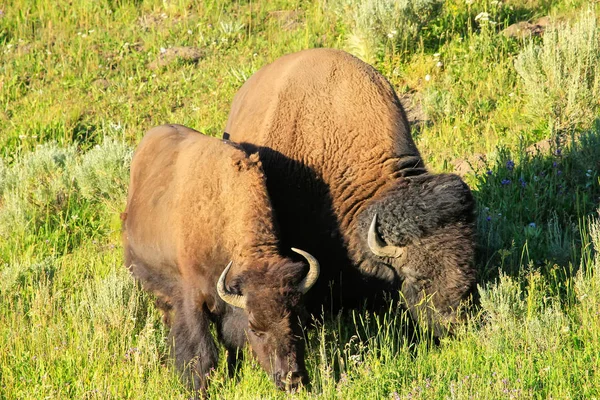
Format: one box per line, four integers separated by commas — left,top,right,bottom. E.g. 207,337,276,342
362,173,477,337
216,248,319,390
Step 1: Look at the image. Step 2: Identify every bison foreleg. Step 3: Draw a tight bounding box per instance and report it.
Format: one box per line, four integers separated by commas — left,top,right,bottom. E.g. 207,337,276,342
170,302,218,396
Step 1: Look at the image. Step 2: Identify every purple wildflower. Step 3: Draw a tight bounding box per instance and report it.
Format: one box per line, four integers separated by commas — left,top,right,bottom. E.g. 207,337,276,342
555,148,562,156
506,160,515,171
552,161,558,168
501,178,511,185
486,216,492,221
557,170,562,175
486,170,493,175
519,177,526,187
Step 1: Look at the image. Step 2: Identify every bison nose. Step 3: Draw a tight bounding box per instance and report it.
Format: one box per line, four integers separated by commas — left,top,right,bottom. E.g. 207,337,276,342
274,370,308,391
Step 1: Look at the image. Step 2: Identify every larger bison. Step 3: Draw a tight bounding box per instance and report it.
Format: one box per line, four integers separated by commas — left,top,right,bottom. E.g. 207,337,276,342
121,124,319,394
225,48,477,337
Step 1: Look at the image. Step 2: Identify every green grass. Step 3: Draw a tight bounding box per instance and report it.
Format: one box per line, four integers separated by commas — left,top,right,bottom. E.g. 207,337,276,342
1,0,600,398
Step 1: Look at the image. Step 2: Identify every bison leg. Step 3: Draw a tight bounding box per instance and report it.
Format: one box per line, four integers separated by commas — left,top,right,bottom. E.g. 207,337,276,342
155,297,174,327
216,309,247,378
170,299,218,396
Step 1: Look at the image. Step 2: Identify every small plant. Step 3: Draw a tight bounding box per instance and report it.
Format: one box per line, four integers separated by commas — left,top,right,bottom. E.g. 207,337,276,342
515,8,600,134
73,137,132,202
332,0,444,63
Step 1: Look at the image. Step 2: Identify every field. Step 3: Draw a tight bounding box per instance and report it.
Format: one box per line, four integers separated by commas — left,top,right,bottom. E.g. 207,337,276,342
1,0,600,398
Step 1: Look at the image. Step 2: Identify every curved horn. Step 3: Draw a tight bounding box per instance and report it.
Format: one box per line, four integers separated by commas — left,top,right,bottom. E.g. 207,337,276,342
217,261,247,309
291,248,320,294
368,214,405,258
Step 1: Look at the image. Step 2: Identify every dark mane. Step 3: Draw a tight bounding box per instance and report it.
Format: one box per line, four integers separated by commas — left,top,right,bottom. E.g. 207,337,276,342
368,173,476,247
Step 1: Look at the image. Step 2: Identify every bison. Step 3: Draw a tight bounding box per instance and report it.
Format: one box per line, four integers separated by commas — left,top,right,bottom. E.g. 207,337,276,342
121,124,320,394
224,48,477,337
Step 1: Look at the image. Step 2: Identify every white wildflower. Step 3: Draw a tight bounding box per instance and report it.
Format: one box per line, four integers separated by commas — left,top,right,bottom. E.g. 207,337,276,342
475,12,490,22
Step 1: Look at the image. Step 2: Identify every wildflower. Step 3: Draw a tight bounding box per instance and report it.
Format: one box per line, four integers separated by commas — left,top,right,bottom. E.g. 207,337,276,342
187,29,193,34
475,12,490,22
486,216,492,221
508,92,514,97
552,161,558,168
486,170,493,175
528,222,536,228
436,61,443,68
519,177,526,187
506,160,514,171
501,178,511,185
555,148,562,156
557,170,562,175
425,74,431,81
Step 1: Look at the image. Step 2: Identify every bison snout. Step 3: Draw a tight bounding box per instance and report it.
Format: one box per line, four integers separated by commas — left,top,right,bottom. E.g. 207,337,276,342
273,370,308,391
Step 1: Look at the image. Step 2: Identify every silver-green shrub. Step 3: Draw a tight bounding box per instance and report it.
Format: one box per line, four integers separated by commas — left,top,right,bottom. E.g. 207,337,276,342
73,138,133,202
332,0,443,63
515,9,600,133
0,143,77,239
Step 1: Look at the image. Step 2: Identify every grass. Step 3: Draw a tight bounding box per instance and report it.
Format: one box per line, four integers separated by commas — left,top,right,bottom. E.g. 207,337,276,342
1,0,600,398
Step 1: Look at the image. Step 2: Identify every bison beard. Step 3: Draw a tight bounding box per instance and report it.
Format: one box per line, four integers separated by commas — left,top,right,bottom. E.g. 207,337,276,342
225,48,478,337
122,124,319,396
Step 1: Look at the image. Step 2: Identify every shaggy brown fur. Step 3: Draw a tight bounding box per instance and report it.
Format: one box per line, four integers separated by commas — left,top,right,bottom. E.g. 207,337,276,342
224,49,477,336
122,124,314,394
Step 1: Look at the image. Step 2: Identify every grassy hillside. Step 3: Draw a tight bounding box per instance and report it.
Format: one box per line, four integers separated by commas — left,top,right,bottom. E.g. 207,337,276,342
1,0,599,398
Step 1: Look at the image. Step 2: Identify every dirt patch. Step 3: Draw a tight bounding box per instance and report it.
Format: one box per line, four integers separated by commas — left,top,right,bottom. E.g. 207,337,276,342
450,135,573,177
399,92,428,131
269,10,303,31
502,16,552,39
147,46,204,70
452,153,487,177
92,79,111,90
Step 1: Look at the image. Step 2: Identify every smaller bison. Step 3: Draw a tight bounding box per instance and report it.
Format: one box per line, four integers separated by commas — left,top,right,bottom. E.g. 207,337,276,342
121,124,320,394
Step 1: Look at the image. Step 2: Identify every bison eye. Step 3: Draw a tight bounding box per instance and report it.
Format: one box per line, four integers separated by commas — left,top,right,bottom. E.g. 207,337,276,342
248,327,265,338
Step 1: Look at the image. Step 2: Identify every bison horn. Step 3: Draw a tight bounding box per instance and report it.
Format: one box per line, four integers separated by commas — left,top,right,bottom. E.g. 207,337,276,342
217,261,247,309
368,214,405,258
291,248,320,294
